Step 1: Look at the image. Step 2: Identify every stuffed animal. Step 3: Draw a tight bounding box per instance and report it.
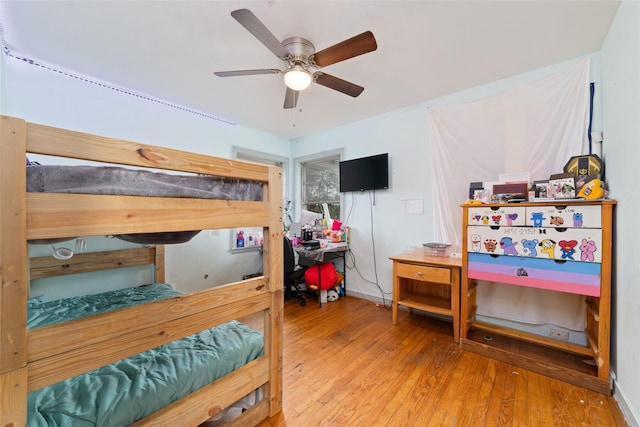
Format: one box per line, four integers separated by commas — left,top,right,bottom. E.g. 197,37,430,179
327,289,340,302
304,262,338,290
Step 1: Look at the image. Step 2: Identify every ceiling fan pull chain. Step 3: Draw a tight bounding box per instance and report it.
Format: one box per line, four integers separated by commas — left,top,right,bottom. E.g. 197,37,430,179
292,101,297,127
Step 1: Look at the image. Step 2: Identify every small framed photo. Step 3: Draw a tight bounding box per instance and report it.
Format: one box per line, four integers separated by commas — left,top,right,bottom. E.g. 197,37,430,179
549,177,575,199
533,180,550,198
473,189,490,203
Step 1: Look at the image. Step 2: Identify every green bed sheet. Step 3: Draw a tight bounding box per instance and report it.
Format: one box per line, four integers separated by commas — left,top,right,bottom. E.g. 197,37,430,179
27,285,264,426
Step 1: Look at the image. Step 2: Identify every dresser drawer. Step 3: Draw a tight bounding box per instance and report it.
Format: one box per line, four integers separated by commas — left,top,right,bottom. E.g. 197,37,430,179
467,253,601,296
396,262,451,284
468,225,602,262
468,206,526,227
525,204,601,228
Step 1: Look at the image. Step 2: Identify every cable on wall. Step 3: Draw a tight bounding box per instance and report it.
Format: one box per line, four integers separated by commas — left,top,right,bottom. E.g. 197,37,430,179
344,190,392,307
0,24,236,125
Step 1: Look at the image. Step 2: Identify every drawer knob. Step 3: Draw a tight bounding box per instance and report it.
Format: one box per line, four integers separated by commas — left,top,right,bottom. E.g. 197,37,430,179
415,272,423,277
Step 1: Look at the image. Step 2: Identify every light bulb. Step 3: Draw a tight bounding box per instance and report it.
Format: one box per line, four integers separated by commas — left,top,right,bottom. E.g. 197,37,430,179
284,67,312,91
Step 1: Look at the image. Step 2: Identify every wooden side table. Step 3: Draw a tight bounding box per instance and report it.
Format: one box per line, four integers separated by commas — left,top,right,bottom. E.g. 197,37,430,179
390,252,462,342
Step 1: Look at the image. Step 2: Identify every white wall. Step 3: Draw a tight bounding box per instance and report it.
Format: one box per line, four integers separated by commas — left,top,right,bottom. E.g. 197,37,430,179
2,56,291,294
601,1,640,425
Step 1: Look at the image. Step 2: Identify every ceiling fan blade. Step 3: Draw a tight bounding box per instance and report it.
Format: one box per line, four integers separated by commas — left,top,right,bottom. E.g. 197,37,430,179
215,69,281,77
283,87,299,109
231,9,291,59
312,31,377,68
314,73,364,97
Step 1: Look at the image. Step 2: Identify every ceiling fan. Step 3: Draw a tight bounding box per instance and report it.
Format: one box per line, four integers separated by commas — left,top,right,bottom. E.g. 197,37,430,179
215,9,377,109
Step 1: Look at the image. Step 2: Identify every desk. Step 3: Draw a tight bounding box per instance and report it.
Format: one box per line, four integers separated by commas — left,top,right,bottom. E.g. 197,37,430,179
295,242,348,306
389,252,461,342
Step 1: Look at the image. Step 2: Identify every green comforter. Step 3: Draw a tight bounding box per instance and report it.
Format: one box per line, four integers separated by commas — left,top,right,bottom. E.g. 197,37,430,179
27,285,264,426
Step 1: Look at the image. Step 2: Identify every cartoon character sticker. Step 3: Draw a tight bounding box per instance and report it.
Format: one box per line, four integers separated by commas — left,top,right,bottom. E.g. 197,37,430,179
500,237,519,256
573,212,584,227
484,239,497,253
559,240,578,260
492,215,502,225
580,238,597,262
539,239,556,258
550,216,564,226
521,239,539,257
506,213,518,227
471,234,482,252
530,212,546,227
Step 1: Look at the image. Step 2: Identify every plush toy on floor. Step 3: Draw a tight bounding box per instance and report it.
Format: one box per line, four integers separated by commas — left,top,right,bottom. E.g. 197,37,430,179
327,289,340,302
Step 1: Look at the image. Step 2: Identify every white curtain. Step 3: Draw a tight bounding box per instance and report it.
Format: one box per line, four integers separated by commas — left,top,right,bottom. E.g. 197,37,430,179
428,59,590,329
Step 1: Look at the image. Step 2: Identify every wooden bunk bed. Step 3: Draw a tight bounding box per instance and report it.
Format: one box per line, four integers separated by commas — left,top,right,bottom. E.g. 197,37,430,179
0,115,284,426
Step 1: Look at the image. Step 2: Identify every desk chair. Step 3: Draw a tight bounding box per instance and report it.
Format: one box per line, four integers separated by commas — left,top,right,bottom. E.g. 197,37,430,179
284,236,308,306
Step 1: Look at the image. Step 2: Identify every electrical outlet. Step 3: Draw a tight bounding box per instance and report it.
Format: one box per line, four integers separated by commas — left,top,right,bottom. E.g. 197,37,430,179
549,329,569,340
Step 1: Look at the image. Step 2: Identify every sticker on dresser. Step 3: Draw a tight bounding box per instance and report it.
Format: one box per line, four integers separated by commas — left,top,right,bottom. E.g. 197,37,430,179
524,205,601,228
467,206,526,227
467,225,603,262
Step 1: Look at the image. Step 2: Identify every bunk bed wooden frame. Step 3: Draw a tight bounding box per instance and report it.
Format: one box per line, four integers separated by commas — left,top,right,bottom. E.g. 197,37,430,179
0,115,284,426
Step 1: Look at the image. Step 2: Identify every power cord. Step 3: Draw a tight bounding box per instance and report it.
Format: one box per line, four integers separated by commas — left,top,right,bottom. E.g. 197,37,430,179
342,190,391,308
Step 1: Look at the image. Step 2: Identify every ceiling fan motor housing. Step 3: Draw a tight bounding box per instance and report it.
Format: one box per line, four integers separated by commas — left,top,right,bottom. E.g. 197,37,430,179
282,37,316,63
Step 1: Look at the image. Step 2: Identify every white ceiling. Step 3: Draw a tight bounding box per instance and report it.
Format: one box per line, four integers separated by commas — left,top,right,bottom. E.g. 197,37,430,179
1,1,620,140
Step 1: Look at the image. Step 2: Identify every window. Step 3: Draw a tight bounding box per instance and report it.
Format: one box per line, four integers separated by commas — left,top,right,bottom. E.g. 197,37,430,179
301,154,340,220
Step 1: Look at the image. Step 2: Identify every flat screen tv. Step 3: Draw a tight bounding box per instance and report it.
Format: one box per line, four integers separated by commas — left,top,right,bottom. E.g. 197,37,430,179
339,153,389,192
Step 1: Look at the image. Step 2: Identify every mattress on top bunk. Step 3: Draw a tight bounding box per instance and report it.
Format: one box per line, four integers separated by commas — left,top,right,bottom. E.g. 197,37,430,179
27,285,264,427
26,165,264,201
26,164,264,244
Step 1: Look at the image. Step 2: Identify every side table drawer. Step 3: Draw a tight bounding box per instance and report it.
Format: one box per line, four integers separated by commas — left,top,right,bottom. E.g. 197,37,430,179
396,262,451,284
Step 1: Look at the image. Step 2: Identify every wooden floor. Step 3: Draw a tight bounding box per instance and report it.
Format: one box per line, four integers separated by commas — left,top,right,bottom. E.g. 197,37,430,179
258,296,628,427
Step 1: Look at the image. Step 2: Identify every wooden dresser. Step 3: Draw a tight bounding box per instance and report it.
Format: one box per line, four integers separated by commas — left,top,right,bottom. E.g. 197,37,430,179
390,252,462,341
461,200,615,394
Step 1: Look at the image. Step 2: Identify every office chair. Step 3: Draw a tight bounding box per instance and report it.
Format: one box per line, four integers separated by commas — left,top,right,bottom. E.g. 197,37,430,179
284,236,308,306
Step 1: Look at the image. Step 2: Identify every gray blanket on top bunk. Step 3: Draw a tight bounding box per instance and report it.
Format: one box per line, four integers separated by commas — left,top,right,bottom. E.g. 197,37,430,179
26,165,264,201
26,165,264,244
27,284,264,426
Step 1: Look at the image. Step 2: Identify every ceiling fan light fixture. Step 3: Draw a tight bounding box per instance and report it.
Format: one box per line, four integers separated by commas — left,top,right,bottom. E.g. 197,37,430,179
284,66,312,91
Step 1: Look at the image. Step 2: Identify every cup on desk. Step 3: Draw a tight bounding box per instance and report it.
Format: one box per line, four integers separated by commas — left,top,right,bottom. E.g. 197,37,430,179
320,240,327,249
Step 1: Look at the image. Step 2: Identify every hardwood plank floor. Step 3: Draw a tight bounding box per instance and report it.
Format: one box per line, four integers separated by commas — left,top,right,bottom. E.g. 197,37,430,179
258,296,628,427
